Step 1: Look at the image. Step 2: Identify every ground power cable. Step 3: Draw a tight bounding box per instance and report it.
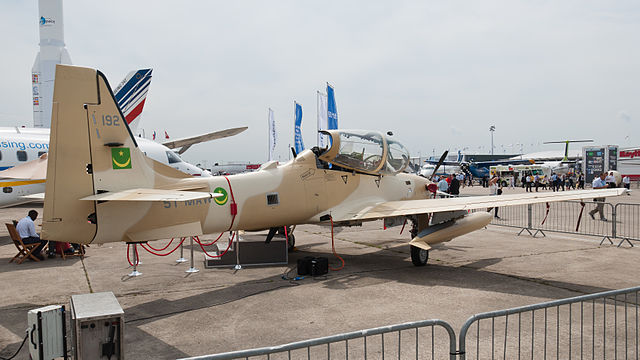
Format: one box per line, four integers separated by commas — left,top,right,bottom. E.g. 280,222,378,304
0,332,28,360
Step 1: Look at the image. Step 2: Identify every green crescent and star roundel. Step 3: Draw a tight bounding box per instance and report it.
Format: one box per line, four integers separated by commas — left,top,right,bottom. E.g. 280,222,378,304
111,147,132,169
213,187,228,205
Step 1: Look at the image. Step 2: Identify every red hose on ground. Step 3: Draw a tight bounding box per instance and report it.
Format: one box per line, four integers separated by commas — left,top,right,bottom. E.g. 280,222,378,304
328,216,344,271
126,244,133,266
194,232,235,258
126,244,141,266
140,237,186,256
196,232,225,246
144,238,174,252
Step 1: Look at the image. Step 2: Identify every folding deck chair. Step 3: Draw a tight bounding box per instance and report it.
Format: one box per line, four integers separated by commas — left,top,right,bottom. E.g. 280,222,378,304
6,223,40,264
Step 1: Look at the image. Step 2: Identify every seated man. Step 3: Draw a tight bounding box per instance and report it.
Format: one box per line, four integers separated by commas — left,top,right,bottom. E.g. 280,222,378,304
16,210,48,261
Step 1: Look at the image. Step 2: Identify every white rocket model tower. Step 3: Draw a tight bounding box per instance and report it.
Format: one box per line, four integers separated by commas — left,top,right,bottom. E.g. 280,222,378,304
32,0,72,128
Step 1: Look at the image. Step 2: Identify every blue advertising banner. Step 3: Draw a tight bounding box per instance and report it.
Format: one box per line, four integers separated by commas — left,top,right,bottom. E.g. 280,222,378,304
294,102,304,154
327,84,338,130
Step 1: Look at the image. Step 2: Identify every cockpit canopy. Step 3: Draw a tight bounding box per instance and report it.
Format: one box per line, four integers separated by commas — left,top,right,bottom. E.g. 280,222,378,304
318,129,410,175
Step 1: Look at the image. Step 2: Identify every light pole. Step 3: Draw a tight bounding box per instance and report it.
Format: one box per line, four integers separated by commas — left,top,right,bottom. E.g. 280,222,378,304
489,126,495,155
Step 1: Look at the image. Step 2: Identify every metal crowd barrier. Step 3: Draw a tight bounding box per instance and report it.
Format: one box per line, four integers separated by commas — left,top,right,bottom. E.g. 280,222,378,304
488,200,639,247
458,286,640,359
180,286,640,359
179,319,457,360
615,203,640,244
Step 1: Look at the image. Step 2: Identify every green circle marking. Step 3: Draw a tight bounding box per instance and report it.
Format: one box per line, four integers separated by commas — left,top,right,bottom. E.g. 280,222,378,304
213,187,228,205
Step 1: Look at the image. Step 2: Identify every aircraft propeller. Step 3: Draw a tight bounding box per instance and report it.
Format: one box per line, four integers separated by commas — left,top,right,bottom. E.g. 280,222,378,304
429,150,449,181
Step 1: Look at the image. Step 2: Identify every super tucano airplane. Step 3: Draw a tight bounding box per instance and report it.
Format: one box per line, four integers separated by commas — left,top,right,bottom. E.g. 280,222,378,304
42,65,626,266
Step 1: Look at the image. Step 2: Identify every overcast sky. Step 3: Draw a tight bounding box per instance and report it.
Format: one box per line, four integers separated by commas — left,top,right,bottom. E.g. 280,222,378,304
2,0,639,166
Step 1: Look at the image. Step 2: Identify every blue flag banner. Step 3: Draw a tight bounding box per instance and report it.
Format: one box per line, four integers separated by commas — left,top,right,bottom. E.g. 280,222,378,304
327,84,338,130
294,102,305,154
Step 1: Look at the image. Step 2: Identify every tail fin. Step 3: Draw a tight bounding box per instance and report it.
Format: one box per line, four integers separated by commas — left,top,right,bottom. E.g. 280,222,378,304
43,65,187,244
113,69,152,132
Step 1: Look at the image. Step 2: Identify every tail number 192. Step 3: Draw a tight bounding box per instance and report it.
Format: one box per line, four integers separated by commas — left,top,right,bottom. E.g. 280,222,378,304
102,115,120,126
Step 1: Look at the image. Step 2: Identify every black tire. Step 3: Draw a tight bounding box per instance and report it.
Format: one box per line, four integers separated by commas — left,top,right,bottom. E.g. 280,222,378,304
410,245,429,266
287,234,295,252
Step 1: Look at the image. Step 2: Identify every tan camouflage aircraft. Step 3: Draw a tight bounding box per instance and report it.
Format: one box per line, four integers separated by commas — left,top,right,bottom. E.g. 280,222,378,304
42,65,626,266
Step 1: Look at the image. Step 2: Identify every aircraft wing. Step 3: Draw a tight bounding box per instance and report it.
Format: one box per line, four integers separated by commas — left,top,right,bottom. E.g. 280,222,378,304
80,188,220,202
162,126,248,155
0,153,48,180
336,188,626,221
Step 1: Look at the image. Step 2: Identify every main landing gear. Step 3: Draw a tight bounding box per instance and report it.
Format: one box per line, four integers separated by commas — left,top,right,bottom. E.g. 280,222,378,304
277,226,296,251
410,246,429,267
409,217,429,266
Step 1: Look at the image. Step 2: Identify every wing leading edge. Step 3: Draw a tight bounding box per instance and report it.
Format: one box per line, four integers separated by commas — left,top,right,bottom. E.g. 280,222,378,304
338,188,627,222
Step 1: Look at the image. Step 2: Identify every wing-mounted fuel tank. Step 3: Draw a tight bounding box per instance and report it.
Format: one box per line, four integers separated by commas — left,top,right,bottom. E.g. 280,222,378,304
318,130,410,175
409,212,492,250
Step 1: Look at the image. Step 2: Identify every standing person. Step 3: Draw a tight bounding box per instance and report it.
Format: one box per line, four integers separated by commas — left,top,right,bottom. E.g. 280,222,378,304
534,174,540,192
623,175,631,191
510,175,515,189
437,176,449,197
450,174,461,196
16,210,48,261
456,173,465,188
568,173,575,189
521,174,526,188
605,172,616,188
561,174,566,191
589,173,608,221
488,176,501,219
525,174,532,192
550,173,558,192
578,173,585,189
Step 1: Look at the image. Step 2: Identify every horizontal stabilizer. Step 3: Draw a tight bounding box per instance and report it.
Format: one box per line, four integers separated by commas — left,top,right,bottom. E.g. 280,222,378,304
162,126,248,155
80,188,219,202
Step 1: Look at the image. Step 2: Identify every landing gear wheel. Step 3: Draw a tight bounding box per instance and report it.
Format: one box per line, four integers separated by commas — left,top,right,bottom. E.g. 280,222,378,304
287,234,295,252
410,245,429,266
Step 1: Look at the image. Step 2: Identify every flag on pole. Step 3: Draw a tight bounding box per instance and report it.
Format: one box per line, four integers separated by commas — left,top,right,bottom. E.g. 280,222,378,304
317,91,328,148
152,131,156,140
268,108,277,161
164,130,170,139
294,102,305,154
327,83,338,131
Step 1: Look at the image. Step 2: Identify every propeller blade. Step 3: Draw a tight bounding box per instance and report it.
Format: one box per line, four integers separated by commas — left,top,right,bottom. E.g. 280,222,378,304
430,150,449,180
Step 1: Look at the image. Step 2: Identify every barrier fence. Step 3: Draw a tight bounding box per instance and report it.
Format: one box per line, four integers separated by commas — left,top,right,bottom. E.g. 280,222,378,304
458,286,640,359
179,286,640,360
488,201,639,246
179,320,457,360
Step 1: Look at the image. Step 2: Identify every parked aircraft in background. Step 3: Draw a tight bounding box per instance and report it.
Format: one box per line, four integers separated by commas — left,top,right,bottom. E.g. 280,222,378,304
41,65,626,266
0,69,247,206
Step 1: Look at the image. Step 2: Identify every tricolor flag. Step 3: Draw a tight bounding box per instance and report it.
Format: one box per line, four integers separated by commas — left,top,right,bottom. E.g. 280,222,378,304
317,91,328,148
164,131,170,139
268,108,277,161
294,102,304,155
152,131,156,140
